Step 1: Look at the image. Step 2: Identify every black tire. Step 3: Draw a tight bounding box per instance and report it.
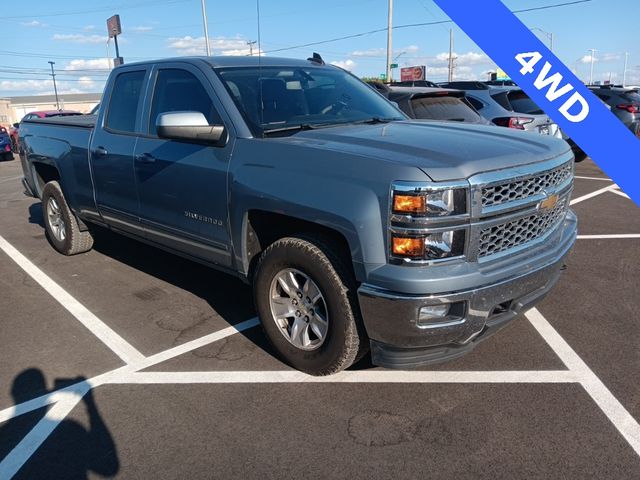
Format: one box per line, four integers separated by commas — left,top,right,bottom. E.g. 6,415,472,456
253,235,368,376
574,150,588,163
42,181,94,255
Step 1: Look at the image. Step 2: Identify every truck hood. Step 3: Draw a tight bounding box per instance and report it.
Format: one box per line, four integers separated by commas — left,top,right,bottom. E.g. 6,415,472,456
285,121,571,181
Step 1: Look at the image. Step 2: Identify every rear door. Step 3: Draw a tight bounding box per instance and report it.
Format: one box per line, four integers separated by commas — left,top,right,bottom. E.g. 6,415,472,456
91,67,149,234
134,62,234,266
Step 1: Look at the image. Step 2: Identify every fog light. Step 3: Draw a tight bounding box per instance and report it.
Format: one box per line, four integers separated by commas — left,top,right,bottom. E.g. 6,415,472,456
417,301,466,328
418,304,450,322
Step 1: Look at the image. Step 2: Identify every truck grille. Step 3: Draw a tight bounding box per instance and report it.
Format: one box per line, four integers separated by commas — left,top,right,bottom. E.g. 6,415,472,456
481,161,573,209
478,195,568,258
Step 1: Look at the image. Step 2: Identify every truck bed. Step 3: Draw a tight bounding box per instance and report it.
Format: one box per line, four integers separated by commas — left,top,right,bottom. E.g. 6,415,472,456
23,115,96,129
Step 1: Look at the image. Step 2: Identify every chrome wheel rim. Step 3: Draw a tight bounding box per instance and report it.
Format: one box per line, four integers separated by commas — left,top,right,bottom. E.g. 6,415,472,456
46,197,66,242
269,268,329,351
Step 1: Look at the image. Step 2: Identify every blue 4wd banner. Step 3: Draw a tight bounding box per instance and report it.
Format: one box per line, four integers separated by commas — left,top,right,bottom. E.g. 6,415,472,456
433,0,640,207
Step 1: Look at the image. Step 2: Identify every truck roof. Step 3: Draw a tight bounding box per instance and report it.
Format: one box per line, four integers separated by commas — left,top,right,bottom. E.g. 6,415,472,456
116,56,329,69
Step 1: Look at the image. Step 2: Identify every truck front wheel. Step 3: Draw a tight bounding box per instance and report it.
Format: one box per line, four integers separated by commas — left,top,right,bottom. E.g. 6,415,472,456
253,236,366,376
42,181,94,255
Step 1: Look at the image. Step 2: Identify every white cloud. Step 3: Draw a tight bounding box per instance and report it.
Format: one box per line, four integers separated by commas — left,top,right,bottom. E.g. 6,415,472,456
0,77,104,95
580,53,621,65
83,25,96,31
53,34,109,44
351,48,385,57
432,51,489,67
131,25,153,32
168,36,258,56
21,20,47,27
331,59,356,71
64,58,112,71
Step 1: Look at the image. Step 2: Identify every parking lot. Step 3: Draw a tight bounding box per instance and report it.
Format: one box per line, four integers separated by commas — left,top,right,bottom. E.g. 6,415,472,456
0,153,638,479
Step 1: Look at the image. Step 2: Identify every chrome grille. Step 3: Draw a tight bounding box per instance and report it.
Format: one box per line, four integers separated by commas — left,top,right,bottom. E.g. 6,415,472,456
478,196,568,258
481,161,573,209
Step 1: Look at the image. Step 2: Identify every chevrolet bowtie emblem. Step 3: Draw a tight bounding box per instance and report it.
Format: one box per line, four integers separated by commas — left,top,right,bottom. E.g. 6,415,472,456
539,193,559,211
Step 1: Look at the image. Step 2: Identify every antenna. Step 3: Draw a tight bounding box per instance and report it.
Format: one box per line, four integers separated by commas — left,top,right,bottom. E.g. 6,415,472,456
256,0,264,136
256,0,262,58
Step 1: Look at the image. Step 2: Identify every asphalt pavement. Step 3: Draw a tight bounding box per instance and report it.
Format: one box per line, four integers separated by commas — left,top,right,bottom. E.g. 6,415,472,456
0,153,638,479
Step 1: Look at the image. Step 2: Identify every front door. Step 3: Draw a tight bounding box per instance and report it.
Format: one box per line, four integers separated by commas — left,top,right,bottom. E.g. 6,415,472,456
134,65,233,266
91,68,148,234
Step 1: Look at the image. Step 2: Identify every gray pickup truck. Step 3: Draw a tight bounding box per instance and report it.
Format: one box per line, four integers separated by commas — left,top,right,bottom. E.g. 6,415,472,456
19,56,577,375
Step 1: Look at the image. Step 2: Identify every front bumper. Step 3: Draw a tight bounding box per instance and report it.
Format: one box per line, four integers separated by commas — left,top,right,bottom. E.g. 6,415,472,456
358,211,577,369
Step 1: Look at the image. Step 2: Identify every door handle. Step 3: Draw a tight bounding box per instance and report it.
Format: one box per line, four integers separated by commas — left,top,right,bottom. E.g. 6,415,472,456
93,146,108,157
135,152,157,163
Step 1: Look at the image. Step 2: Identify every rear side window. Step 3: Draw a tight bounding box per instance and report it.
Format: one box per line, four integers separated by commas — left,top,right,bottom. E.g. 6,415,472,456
620,91,640,103
106,70,146,133
411,96,482,122
507,90,544,115
467,96,484,111
490,91,512,111
149,69,221,136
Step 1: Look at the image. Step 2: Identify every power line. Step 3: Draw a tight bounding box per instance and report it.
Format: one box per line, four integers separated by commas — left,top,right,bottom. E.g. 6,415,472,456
263,0,593,54
4,0,189,19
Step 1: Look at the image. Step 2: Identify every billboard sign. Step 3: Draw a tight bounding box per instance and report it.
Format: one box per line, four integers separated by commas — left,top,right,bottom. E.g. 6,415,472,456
107,15,122,38
400,65,426,82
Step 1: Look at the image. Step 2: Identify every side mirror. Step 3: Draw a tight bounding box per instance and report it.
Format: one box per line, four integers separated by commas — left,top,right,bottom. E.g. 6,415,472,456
156,111,227,146
13,123,19,129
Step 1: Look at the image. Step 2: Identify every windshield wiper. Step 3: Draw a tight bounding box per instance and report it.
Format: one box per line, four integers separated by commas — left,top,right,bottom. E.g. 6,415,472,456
350,117,401,125
262,124,318,136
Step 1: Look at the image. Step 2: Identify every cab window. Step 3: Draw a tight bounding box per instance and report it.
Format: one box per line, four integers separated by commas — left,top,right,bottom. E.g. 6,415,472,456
149,69,222,136
106,70,146,133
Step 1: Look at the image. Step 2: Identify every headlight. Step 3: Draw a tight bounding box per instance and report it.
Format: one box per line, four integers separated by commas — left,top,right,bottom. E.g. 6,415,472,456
392,230,466,260
392,188,467,217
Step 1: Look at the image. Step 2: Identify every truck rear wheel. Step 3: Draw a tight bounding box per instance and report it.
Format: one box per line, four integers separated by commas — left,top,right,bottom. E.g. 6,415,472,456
42,181,94,256
253,236,367,376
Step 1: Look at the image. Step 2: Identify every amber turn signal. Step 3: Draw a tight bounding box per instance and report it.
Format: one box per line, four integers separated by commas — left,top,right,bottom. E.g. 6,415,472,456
393,194,426,214
392,236,425,257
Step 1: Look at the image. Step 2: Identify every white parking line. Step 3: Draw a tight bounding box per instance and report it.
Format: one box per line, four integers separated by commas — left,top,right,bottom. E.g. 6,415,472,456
609,188,631,200
114,370,579,384
526,308,640,457
0,318,261,425
570,185,619,206
577,234,640,240
0,235,145,365
0,388,88,480
574,175,613,182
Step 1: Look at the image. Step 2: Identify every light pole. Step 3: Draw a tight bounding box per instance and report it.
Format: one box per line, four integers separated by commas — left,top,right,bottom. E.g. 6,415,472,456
623,52,629,87
48,61,60,110
386,0,393,83
588,48,597,85
201,0,211,56
531,27,554,52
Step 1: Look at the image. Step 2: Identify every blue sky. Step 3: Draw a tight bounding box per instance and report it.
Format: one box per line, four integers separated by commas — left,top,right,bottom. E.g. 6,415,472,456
1,0,639,96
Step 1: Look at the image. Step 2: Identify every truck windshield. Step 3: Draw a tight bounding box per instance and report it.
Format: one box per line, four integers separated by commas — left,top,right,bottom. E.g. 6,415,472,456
216,66,406,136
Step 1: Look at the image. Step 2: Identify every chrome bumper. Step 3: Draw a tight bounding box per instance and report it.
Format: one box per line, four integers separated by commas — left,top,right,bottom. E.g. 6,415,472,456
358,212,577,369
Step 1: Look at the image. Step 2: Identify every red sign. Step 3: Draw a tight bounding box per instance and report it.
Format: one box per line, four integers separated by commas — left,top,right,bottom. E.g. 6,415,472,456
107,15,122,38
400,65,426,82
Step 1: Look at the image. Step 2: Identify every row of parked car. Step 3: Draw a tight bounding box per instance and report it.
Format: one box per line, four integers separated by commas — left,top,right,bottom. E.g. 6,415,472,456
1,110,83,160
367,80,640,162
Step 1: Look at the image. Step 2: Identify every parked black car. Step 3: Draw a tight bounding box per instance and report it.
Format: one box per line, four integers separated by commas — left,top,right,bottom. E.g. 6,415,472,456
589,86,640,137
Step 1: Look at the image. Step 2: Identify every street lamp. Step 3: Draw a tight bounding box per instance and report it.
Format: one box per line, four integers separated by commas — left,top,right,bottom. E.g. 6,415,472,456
530,27,554,52
48,61,60,110
588,48,597,85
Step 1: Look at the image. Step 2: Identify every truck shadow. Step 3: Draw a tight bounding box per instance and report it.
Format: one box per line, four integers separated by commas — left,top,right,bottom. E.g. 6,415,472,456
27,203,375,370
88,226,275,347
89,226,375,371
